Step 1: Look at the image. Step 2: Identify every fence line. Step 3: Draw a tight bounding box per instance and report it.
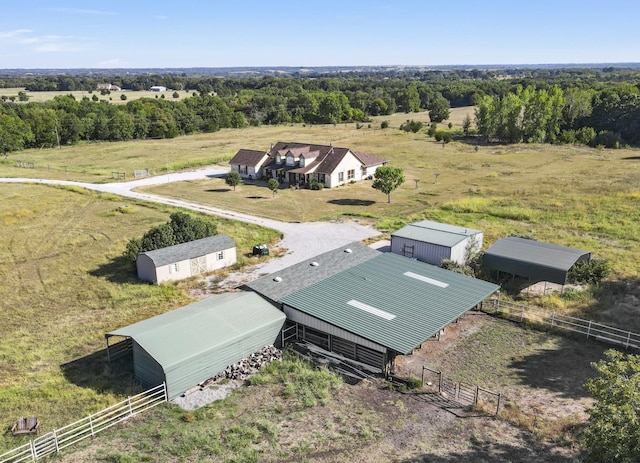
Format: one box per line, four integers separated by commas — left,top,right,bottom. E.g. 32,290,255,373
481,297,640,350
421,366,501,415
0,383,167,463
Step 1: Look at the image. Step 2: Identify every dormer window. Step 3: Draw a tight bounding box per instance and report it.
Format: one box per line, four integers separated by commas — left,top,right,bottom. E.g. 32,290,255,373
275,153,281,164
299,155,305,167
286,153,294,166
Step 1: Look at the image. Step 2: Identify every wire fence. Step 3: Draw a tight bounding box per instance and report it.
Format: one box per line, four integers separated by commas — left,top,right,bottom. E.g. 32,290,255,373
481,297,640,351
0,383,167,463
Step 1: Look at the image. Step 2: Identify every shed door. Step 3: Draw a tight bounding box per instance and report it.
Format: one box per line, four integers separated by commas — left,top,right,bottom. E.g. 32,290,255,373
190,256,207,275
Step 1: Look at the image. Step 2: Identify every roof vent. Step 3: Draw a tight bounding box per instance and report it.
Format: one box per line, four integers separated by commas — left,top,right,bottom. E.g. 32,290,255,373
273,276,282,283
344,248,352,254
310,261,319,267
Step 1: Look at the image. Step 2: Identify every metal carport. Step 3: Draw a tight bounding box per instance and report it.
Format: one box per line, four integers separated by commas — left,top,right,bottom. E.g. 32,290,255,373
106,292,285,399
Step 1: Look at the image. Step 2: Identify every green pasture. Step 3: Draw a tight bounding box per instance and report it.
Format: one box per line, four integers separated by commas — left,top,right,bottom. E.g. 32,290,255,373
0,183,279,453
0,87,192,104
1,108,640,456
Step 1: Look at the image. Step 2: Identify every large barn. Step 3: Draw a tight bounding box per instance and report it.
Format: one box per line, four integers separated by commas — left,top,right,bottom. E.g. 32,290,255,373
390,220,483,266
246,243,499,373
106,292,286,399
136,235,236,284
483,236,591,285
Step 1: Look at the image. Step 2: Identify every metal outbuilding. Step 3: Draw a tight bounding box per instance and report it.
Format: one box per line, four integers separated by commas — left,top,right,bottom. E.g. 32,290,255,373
248,247,499,373
105,292,286,399
391,220,483,266
136,235,236,285
483,236,591,285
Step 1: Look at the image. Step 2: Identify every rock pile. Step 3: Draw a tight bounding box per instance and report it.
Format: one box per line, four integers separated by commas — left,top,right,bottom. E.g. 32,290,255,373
203,345,282,386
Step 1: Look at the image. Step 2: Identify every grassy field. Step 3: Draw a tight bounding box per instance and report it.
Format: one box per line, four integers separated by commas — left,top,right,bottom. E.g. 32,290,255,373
0,183,279,453
0,87,193,104
1,108,638,458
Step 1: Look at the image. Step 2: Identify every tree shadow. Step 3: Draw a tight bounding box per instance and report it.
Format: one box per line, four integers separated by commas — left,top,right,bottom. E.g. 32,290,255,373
246,195,267,200
399,430,583,462
622,156,640,160
205,188,232,193
508,332,608,399
88,254,141,284
327,198,376,206
61,348,142,396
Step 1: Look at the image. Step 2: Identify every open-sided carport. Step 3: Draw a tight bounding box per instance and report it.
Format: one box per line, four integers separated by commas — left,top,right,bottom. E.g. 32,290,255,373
106,292,285,399
483,237,591,285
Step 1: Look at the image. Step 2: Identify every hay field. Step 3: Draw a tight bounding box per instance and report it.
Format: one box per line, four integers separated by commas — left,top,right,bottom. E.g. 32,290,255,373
0,87,192,104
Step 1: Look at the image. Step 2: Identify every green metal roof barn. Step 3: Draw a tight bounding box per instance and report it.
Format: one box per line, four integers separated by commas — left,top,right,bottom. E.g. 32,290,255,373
281,252,500,367
106,292,285,399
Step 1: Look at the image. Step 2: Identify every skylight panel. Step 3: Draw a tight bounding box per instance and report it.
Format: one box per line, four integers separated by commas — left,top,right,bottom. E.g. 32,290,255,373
403,271,449,288
347,300,396,320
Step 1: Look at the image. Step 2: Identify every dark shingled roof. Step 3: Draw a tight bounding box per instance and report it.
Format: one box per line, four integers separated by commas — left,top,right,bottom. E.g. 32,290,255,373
229,149,268,166
260,141,385,175
352,151,388,167
245,242,381,303
140,235,236,267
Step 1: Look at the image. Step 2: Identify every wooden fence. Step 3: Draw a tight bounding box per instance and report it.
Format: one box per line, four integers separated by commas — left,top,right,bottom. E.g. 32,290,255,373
421,366,501,415
481,297,640,350
0,383,167,463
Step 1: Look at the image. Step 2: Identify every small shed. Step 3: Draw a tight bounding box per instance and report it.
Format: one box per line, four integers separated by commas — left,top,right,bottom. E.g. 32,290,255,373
136,235,236,284
106,292,286,399
483,237,591,285
391,220,483,266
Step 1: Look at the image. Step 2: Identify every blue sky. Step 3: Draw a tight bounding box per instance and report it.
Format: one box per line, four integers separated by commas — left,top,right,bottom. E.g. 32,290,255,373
1,0,639,69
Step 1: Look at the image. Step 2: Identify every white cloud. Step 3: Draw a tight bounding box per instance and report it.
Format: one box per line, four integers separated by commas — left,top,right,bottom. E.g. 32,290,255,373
0,29,33,39
44,8,117,16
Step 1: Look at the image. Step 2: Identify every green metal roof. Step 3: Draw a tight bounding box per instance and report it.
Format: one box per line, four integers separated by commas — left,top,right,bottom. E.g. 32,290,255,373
392,220,482,247
107,292,285,370
281,253,499,355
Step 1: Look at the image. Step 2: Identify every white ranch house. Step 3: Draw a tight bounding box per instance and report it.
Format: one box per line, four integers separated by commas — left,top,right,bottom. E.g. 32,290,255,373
229,141,387,188
136,235,236,284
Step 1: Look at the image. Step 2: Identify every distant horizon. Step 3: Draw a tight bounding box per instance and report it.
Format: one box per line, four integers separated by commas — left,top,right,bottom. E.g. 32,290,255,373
2,1,639,69
2,62,640,73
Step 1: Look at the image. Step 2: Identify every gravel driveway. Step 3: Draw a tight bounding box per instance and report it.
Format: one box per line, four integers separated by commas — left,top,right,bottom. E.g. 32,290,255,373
0,168,381,279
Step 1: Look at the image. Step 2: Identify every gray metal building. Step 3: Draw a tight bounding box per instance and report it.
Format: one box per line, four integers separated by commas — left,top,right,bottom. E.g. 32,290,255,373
391,220,483,266
483,236,591,285
106,292,285,399
247,244,499,372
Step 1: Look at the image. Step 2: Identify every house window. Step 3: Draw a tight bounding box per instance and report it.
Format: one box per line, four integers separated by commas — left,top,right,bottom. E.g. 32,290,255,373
338,172,344,182
217,251,224,260
241,166,248,174
169,263,179,273
299,155,305,167
286,154,295,166
347,169,355,180
275,154,281,164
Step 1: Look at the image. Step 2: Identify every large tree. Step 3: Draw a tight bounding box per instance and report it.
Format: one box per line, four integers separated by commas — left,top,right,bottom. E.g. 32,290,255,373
428,95,451,123
584,349,640,463
372,166,405,204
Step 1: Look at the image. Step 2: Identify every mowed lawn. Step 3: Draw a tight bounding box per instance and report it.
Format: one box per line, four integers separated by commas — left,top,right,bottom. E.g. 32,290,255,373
0,183,279,453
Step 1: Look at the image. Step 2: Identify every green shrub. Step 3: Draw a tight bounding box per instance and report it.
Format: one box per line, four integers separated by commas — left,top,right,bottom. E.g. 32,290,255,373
568,259,611,285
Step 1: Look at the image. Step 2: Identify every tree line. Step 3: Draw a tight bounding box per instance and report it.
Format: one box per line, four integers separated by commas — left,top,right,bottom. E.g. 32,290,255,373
474,84,640,147
1,68,640,154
